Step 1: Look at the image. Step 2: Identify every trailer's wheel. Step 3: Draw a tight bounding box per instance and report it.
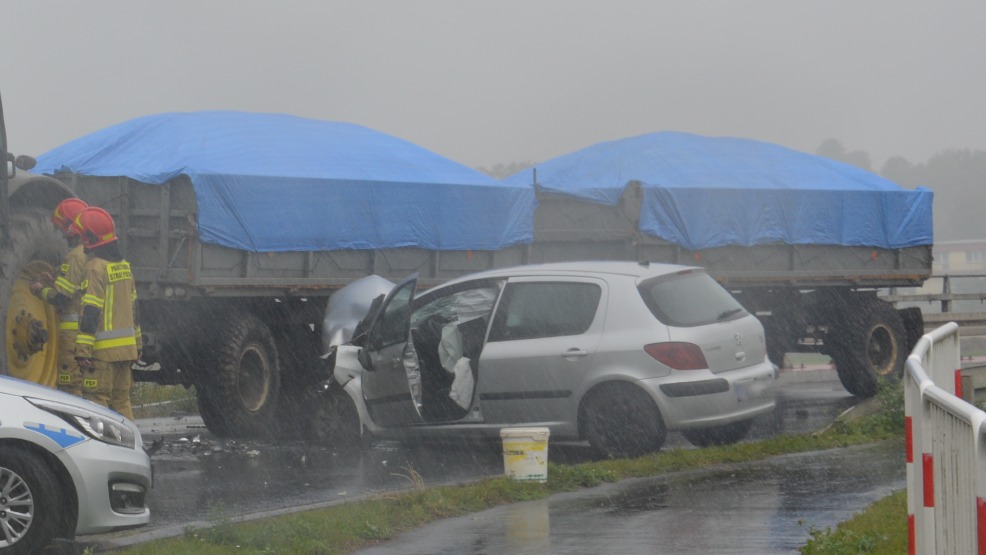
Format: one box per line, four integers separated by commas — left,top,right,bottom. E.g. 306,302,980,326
200,314,280,437
762,316,795,369
581,382,666,459
196,386,229,437
899,306,925,352
829,300,906,398
0,210,66,388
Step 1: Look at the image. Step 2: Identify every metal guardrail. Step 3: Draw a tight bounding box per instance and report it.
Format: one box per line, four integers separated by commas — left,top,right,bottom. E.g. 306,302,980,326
885,274,986,335
905,322,986,554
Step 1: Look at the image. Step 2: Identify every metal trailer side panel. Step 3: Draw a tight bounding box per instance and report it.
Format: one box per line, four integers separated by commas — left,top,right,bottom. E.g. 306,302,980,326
63,174,931,298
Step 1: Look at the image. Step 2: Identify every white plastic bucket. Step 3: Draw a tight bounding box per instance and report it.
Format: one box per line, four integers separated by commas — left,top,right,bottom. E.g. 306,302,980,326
500,427,550,482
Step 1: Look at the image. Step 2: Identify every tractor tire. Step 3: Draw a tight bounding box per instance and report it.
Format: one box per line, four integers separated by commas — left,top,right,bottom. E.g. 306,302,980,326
0,209,66,387
198,313,280,437
829,300,906,398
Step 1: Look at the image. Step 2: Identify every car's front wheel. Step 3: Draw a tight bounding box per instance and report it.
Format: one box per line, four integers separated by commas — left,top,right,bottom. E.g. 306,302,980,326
582,382,666,459
313,388,368,449
0,447,65,555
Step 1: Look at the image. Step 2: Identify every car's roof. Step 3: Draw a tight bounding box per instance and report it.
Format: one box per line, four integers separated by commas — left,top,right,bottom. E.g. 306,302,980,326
436,260,702,287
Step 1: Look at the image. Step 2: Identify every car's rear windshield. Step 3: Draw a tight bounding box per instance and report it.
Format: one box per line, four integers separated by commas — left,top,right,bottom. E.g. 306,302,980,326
638,270,748,327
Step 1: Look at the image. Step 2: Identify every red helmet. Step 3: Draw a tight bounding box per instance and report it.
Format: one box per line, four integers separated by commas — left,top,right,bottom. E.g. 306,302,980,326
51,198,88,234
73,207,118,248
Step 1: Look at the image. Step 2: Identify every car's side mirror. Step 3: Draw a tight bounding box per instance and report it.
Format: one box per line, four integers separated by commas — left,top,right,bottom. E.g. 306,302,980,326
357,348,374,371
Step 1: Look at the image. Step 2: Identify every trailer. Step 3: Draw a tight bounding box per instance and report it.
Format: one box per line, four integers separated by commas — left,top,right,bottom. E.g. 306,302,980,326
15,114,933,438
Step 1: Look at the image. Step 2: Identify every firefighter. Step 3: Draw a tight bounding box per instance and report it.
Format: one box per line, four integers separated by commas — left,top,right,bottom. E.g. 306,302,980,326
70,207,141,419
29,198,89,395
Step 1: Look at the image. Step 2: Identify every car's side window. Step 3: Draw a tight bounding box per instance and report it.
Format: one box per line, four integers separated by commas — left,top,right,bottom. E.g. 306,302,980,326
488,281,601,342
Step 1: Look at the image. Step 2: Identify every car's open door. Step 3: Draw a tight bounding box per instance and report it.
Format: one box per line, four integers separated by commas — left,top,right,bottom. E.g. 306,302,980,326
357,274,424,427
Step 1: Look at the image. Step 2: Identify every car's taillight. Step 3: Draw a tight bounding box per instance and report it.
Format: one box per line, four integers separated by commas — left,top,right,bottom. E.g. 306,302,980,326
644,342,708,370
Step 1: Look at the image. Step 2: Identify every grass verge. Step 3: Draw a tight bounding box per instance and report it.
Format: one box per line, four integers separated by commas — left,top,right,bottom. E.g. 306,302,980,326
116,382,906,555
799,489,907,554
131,383,198,418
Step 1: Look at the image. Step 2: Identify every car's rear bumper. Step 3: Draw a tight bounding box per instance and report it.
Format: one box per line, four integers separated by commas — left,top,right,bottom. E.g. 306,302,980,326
642,360,778,429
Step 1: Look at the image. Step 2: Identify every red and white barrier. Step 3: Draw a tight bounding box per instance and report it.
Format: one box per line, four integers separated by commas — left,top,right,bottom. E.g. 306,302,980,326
906,322,986,554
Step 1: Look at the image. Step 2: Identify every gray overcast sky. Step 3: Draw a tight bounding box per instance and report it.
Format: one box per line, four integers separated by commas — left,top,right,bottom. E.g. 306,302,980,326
3,1,985,170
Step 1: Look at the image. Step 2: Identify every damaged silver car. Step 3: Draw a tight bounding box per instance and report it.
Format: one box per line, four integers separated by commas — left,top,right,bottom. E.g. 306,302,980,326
320,261,777,458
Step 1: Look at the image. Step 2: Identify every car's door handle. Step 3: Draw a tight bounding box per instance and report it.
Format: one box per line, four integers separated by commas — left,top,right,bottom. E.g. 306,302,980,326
735,351,746,361
561,349,588,358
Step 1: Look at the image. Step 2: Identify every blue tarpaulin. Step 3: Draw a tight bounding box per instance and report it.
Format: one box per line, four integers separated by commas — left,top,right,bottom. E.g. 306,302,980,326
34,112,536,252
503,131,933,251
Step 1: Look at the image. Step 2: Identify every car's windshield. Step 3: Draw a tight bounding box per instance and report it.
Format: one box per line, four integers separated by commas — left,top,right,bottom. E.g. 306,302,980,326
638,270,747,327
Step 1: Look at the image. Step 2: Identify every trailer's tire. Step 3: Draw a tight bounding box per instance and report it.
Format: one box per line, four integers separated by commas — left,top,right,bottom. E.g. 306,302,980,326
762,316,795,369
195,386,230,437
899,306,924,353
829,300,906,398
200,314,280,437
0,209,66,387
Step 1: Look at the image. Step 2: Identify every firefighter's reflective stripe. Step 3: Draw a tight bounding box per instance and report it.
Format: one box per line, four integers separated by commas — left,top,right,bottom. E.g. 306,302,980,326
60,312,79,330
93,327,137,351
77,333,95,347
103,284,115,331
54,275,79,294
82,292,105,309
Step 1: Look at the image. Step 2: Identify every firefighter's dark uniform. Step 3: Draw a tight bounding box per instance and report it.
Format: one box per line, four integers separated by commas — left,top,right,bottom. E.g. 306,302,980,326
76,257,141,419
36,243,88,395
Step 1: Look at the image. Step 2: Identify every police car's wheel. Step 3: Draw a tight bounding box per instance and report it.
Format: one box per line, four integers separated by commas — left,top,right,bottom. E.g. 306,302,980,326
0,447,63,555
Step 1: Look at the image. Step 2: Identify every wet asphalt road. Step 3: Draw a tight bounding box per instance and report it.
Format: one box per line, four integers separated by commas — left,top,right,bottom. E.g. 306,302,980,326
88,366,888,552
348,441,904,555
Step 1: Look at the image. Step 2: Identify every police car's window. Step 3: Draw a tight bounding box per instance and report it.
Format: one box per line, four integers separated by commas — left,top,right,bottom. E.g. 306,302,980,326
488,282,600,342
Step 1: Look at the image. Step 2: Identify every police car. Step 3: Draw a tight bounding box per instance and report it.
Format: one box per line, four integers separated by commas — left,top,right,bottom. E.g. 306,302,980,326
0,375,151,554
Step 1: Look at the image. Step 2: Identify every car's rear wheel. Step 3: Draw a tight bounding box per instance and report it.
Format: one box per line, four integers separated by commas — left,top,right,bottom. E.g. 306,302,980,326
582,382,666,459
682,418,754,447
0,448,64,555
